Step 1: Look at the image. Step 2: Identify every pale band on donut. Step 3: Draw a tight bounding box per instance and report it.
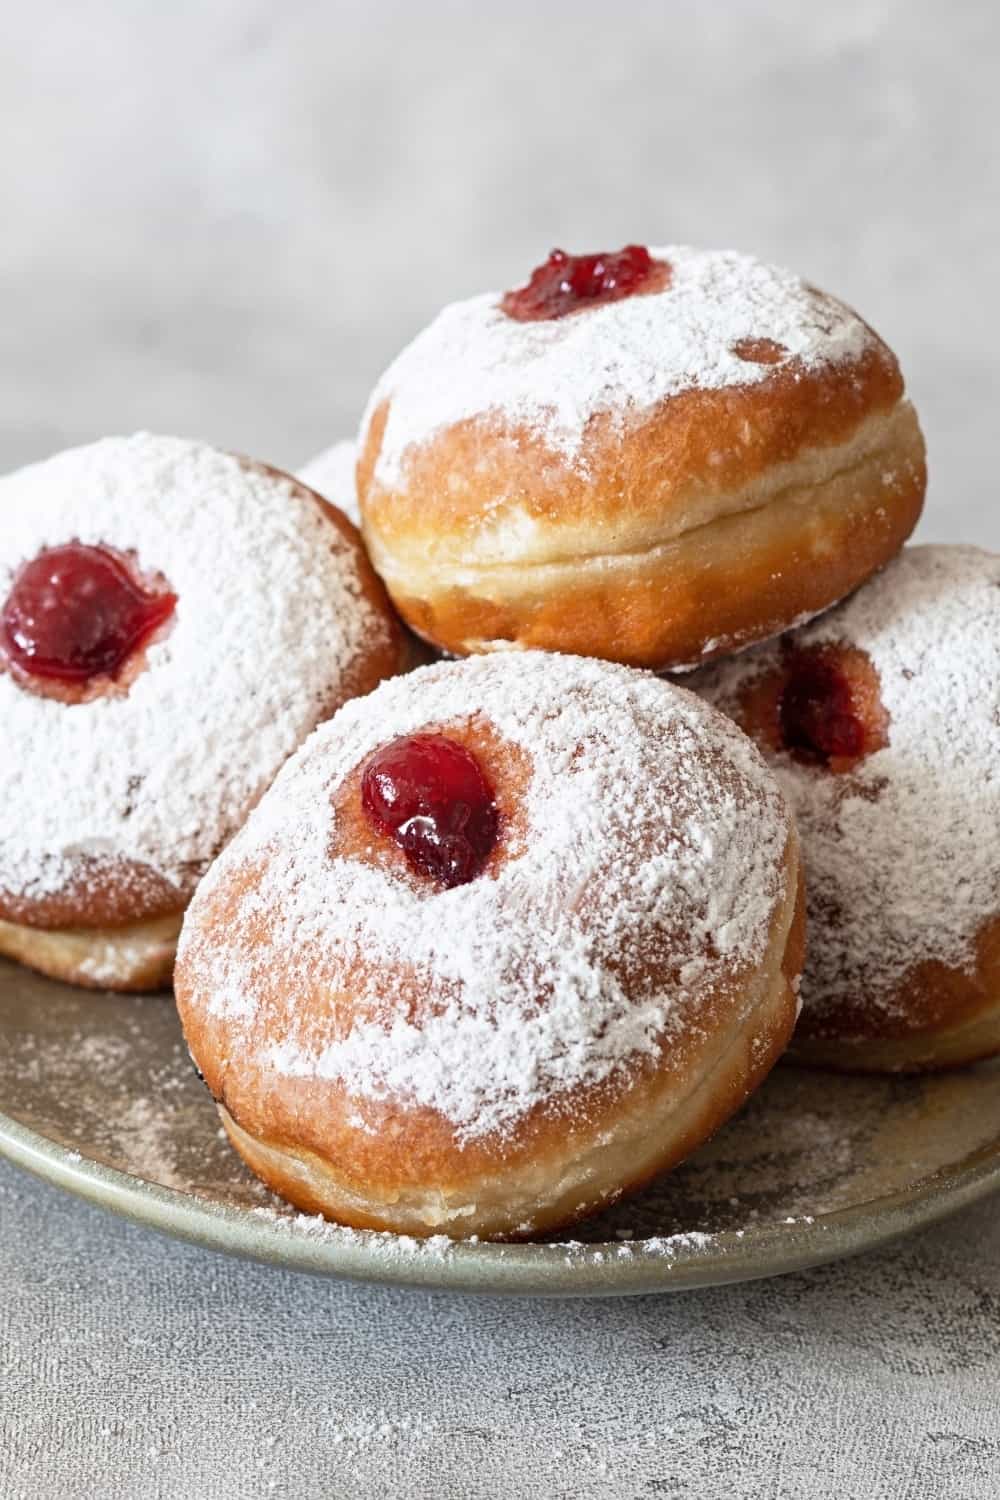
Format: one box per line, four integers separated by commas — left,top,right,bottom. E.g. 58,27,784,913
0,912,182,993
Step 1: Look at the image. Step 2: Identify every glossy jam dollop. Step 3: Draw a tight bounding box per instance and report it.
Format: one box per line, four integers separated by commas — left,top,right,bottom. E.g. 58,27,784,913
500,245,668,322
361,733,499,888
779,655,866,763
1,542,177,684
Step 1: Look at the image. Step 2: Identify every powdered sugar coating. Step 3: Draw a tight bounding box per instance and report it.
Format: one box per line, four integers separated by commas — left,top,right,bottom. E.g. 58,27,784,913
690,546,1000,1029
0,433,389,908
363,245,876,486
297,440,360,526
180,653,792,1142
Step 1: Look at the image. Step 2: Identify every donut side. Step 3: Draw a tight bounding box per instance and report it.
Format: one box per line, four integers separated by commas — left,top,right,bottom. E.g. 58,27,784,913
361,381,923,668
791,913,1000,1072
208,839,803,1238
0,911,181,991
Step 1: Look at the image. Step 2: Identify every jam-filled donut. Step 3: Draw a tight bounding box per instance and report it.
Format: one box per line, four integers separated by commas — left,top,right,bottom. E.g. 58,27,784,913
0,433,404,991
175,653,804,1239
689,545,1000,1072
297,440,360,526
357,244,925,670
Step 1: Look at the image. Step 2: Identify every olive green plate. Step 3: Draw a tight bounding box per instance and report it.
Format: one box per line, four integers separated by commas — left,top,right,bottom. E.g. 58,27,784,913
2,958,999,1296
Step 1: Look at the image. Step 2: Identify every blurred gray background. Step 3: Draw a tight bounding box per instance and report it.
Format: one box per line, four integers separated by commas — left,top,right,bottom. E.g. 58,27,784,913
0,0,995,543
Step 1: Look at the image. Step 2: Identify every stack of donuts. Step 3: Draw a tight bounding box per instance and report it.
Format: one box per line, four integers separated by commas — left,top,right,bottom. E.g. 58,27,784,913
4,242,997,1241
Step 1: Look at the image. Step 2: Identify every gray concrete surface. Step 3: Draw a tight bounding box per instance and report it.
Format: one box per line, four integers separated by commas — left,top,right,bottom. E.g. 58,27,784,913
1,3,998,1495
3,1156,1000,1500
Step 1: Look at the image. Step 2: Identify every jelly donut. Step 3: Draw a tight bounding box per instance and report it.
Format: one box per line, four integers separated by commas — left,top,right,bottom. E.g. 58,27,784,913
357,244,925,670
0,433,404,991
689,545,1000,1072
297,440,360,527
175,653,804,1239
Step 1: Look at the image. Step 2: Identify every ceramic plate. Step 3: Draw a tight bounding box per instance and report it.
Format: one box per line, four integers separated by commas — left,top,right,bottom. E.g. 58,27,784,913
2,959,1000,1296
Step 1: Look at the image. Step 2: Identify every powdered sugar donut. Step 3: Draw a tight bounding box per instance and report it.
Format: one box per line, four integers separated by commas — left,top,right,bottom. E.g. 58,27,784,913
358,244,925,669
689,545,1000,1071
175,652,804,1239
297,440,360,526
0,433,404,991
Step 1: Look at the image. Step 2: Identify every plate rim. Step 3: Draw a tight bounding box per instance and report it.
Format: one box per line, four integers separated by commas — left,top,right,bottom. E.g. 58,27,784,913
3,1103,1000,1297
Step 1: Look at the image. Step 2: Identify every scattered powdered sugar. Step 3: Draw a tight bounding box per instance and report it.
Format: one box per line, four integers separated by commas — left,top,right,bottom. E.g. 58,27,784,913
249,1205,464,1261
579,1229,715,1258
296,439,360,526
0,433,388,905
180,652,790,1142
247,1203,728,1264
108,1094,192,1192
691,545,1000,1026
363,245,876,486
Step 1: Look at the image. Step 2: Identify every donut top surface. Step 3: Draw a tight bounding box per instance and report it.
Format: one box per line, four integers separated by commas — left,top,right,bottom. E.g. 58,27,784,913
692,545,1000,1023
179,653,792,1145
363,245,878,486
0,433,391,914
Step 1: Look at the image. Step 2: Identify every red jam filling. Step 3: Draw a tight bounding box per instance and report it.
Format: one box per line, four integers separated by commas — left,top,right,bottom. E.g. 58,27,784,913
500,245,668,322
778,656,866,763
1,542,176,684
361,733,499,888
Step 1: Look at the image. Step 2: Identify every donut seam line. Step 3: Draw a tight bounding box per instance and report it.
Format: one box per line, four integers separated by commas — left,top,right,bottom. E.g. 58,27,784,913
367,404,916,580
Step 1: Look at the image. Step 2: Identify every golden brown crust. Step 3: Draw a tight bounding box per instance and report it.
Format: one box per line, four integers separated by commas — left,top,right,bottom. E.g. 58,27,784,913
211,852,803,1236
358,346,925,669
0,859,186,931
0,462,407,937
0,910,181,991
179,826,804,1239
361,342,902,546
790,912,1000,1072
